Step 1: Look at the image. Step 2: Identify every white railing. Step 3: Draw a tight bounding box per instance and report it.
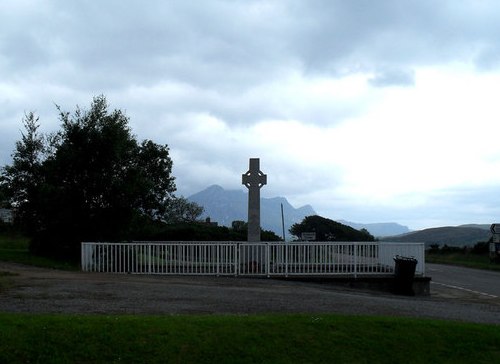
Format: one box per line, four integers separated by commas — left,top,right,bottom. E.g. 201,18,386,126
82,241,425,277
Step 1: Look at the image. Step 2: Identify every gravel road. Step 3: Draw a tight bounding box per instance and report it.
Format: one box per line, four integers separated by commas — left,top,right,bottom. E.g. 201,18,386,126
1,262,499,324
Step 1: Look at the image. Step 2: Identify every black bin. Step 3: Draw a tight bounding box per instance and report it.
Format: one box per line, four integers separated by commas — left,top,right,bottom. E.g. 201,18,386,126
393,255,418,295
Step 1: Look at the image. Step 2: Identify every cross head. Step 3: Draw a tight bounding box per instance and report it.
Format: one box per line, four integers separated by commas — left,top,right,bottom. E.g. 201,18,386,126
242,158,267,189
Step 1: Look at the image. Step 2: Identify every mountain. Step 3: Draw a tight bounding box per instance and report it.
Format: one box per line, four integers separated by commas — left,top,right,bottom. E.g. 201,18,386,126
188,185,316,238
338,220,410,237
458,224,491,230
382,226,491,247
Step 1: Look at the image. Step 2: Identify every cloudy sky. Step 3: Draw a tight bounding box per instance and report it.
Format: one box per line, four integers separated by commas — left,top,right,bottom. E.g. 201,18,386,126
2,0,500,230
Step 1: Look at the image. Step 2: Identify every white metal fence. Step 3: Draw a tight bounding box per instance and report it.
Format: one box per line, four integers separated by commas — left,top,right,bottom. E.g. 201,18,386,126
81,241,425,277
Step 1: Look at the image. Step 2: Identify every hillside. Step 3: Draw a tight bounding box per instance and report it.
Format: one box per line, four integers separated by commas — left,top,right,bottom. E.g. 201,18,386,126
382,226,491,247
188,185,316,238
458,224,490,230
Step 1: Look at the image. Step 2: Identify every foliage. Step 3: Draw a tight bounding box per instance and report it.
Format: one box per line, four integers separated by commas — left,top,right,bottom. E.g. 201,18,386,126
130,219,281,242
426,241,500,271
231,220,247,231
0,313,499,364
290,215,375,241
0,183,8,208
427,244,467,254
1,96,200,261
0,230,29,250
163,196,204,223
470,241,490,254
426,253,500,271
261,228,282,241
0,231,77,270
427,241,490,254
0,112,45,231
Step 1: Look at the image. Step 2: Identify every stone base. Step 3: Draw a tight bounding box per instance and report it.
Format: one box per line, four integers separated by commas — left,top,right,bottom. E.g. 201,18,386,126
276,276,432,296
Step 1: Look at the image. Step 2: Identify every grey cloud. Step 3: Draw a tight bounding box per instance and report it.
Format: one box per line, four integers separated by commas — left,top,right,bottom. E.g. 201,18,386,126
368,68,415,87
288,1,500,75
5,0,500,87
474,44,500,70
2,0,500,140
24,1,292,91
4,1,500,98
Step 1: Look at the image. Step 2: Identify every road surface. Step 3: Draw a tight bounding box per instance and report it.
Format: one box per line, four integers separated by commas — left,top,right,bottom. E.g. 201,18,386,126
0,262,499,324
427,263,500,299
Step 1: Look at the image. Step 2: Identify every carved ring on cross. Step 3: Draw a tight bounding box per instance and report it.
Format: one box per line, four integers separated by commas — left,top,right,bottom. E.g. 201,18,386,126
242,170,267,189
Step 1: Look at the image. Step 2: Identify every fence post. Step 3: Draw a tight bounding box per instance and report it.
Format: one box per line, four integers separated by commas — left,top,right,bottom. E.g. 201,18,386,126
422,244,426,276
81,243,85,271
353,243,358,279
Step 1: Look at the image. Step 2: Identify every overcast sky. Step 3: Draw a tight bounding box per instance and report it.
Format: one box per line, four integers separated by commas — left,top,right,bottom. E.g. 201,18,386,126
2,0,500,230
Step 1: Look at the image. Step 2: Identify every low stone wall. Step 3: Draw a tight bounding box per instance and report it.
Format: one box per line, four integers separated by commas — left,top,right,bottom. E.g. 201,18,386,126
276,276,432,296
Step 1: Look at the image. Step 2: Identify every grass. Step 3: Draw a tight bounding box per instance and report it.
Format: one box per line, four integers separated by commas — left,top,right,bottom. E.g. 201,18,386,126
0,231,77,270
0,313,498,364
426,252,500,272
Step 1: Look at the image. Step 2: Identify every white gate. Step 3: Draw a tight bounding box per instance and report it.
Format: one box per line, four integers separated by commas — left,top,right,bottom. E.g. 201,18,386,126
82,241,425,277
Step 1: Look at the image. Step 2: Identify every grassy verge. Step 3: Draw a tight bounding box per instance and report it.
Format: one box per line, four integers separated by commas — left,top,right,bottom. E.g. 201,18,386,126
0,271,18,292
426,252,500,272
0,313,499,364
0,232,77,270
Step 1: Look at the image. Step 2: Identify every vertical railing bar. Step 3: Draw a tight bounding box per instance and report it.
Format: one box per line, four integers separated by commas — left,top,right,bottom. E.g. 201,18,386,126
148,243,151,274
96,244,100,273
354,243,357,278
285,243,288,276
266,243,270,277
236,243,240,276
217,243,220,276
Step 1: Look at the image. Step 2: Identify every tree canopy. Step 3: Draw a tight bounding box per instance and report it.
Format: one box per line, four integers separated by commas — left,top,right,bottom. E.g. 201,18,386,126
133,219,281,242
289,215,375,242
1,96,203,260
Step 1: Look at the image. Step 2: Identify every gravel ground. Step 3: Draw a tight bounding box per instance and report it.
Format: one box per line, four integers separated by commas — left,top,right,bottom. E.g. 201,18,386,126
1,262,499,324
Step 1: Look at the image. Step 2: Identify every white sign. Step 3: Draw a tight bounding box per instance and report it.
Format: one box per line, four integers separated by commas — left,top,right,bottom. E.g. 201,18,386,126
301,232,316,241
491,224,500,234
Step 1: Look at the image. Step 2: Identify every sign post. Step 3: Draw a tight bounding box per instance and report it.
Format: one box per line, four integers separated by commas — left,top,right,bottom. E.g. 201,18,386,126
489,224,500,263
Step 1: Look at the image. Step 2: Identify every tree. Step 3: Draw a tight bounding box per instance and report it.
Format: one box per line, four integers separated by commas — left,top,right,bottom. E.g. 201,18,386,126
0,181,9,208
289,215,375,242
2,96,178,260
163,197,204,223
228,220,280,241
1,112,45,231
231,220,247,232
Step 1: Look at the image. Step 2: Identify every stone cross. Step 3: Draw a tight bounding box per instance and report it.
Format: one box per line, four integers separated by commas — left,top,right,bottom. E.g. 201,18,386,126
242,158,267,242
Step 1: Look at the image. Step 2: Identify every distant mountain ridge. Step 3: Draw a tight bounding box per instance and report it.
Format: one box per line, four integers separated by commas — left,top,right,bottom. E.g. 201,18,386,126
188,185,316,238
187,185,414,239
382,226,492,247
338,220,410,237
189,185,494,245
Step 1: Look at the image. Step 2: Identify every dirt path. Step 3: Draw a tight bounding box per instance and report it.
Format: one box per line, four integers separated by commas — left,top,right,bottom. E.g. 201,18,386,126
1,262,499,324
